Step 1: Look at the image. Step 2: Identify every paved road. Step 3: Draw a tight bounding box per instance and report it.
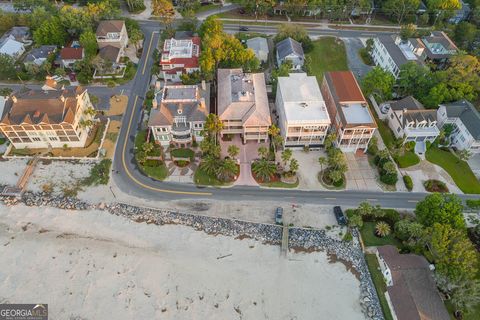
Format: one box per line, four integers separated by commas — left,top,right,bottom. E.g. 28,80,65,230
109,21,480,209
222,23,395,38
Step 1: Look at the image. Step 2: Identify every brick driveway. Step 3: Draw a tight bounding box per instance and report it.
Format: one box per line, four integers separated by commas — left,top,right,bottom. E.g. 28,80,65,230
220,135,267,186
344,152,381,191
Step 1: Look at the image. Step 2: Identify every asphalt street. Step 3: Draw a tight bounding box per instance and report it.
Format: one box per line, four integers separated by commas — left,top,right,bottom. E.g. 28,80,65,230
2,20,475,208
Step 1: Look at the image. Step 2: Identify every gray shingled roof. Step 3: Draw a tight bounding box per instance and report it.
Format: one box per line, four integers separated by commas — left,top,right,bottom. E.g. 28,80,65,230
442,99,480,139
390,96,423,111
24,45,57,63
377,35,411,67
378,245,450,320
276,37,304,60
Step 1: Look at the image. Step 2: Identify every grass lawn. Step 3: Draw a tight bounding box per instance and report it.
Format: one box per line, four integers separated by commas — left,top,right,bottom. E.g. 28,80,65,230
365,254,394,320
426,146,480,194
141,164,168,181
135,130,147,149
194,167,226,186
370,105,396,149
360,222,402,247
395,151,420,168
194,3,220,13
194,167,225,186
170,148,194,161
260,178,299,188
306,37,348,83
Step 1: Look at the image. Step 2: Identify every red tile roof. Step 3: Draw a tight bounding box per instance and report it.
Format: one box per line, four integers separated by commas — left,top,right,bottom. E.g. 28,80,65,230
60,47,84,60
326,71,366,103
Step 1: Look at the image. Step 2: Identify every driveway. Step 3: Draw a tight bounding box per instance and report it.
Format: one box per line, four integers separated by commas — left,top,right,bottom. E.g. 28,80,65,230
220,135,267,186
342,38,373,80
344,152,381,191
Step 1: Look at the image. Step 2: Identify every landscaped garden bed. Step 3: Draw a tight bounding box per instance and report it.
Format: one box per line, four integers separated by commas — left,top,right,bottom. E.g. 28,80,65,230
423,179,449,193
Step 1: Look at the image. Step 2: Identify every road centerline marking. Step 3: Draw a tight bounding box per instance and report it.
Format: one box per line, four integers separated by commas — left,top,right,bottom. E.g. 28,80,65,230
142,32,156,75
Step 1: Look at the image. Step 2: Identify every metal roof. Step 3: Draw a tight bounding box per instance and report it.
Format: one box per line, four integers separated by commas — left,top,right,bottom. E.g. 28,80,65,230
276,37,304,60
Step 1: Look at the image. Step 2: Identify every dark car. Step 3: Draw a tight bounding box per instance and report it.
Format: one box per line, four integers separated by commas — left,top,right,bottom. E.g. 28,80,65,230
334,206,347,226
239,26,249,31
275,207,283,225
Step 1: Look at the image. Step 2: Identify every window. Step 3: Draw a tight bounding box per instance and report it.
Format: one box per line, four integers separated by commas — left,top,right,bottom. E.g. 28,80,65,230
397,127,401,133
32,137,41,142
390,113,394,119
49,137,58,141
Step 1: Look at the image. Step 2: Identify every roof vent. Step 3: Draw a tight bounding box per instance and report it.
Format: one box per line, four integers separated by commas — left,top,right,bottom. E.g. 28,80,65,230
300,102,308,108
33,110,40,118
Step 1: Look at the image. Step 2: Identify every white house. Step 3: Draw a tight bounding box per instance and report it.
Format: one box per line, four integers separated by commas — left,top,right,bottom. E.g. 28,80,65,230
0,37,25,60
437,100,480,153
276,37,304,70
371,35,424,78
276,73,331,148
246,37,269,63
382,96,439,154
159,34,200,83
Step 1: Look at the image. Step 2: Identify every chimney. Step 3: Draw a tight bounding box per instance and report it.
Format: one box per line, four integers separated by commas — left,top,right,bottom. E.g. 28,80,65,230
60,95,65,102
11,96,17,103
201,80,206,91
199,98,206,109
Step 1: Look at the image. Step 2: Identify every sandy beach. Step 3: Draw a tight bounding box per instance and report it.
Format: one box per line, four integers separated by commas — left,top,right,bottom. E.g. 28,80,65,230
0,203,365,320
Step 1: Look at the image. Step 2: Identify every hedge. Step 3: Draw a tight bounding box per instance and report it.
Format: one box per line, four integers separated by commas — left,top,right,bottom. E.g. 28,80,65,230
403,175,413,191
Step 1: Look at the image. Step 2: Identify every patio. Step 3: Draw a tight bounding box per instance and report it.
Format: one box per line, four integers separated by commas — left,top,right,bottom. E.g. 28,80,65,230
220,135,267,186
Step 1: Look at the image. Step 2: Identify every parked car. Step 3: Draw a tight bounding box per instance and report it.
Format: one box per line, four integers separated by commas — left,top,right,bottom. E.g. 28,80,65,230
275,207,283,225
239,26,249,31
333,206,347,225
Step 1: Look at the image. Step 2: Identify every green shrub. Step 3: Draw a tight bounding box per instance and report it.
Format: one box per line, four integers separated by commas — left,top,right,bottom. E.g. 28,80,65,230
466,199,480,209
343,231,353,242
380,172,398,185
382,209,401,225
423,179,449,193
403,175,413,191
81,159,112,186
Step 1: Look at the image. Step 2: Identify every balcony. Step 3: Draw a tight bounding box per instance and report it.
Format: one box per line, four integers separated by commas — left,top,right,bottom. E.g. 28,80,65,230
171,123,191,136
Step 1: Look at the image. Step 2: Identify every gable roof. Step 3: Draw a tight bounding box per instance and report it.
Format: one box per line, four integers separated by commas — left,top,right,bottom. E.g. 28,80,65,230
390,96,424,111
217,69,271,127
0,38,24,56
148,84,210,127
24,45,57,63
0,87,87,126
0,26,29,43
441,99,480,139
247,37,269,53
276,37,304,60
60,47,84,60
98,45,120,62
377,246,450,320
96,20,125,37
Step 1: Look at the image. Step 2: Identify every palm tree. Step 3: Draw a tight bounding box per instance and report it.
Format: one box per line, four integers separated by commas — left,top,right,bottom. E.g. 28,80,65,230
252,158,276,182
216,158,239,182
268,124,280,153
318,156,327,172
83,106,96,117
289,158,299,176
200,154,219,176
382,161,397,175
357,201,373,217
272,135,283,153
205,114,223,146
324,132,337,150
348,214,363,228
227,145,239,160
281,149,292,166
78,119,94,130
327,169,343,184
257,146,269,159
375,221,391,237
